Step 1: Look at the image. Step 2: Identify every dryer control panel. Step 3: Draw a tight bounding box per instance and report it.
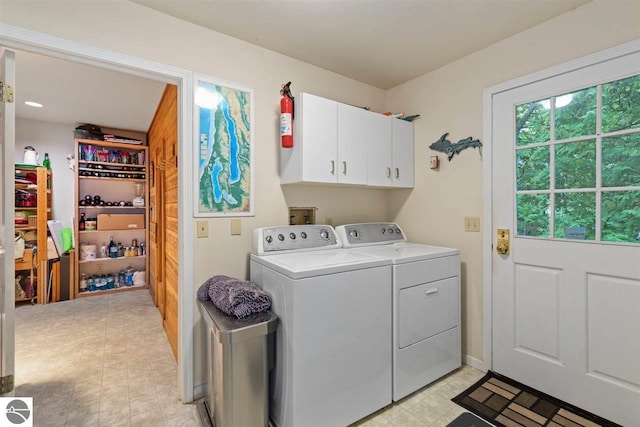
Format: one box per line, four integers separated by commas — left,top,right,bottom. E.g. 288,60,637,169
336,223,406,247
253,225,340,254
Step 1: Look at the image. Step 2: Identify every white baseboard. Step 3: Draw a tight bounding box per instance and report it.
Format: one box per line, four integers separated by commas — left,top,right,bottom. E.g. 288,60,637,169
193,383,207,401
463,354,485,371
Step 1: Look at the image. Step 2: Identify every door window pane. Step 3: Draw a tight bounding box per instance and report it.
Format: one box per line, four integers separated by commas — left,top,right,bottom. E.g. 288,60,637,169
517,146,549,190
554,87,597,140
602,75,640,133
602,191,640,243
555,140,596,189
514,74,639,245
517,194,550,237
516,100,550,146
602,133,640,187
555,192,596,240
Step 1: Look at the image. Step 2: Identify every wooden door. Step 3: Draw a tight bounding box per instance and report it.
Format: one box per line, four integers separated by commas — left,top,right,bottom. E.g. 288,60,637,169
148,142,164,314
148,84,178,360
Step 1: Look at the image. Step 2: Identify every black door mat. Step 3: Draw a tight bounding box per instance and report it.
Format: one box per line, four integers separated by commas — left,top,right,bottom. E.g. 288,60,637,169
451,370,622,427
448,412,495,427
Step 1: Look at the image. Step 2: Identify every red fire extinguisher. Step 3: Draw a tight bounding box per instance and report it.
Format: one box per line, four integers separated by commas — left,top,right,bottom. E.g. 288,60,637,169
280,82,294,148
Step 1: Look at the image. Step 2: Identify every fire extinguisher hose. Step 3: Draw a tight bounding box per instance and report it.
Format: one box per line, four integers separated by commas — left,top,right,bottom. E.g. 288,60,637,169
280,82,294,119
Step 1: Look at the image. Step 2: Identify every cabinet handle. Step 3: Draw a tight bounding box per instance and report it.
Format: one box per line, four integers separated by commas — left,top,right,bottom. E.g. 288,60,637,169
330,160,335,175
395,168,400,179
386,167,391,178
343,161,347,175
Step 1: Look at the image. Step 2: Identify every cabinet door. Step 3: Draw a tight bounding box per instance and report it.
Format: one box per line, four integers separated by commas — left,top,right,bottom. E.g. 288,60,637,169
337,103,369,185
300,93,338,183
392,120,414,188
367,115,393,187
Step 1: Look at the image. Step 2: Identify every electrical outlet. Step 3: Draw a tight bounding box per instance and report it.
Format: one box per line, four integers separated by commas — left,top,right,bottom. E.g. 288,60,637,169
197,220,209,238
464,216,480,232
96,263,103,273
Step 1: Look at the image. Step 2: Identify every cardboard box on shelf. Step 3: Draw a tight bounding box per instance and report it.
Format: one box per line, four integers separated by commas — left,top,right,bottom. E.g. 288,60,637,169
97,214,144,231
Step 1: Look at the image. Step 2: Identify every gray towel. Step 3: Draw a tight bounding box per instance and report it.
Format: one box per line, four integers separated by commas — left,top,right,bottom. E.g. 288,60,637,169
199,275,272,319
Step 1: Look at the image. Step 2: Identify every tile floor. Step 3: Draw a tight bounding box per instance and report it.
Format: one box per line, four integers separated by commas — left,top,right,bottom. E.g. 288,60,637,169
349,365,485,427
14,289,200,427
15,288,483,427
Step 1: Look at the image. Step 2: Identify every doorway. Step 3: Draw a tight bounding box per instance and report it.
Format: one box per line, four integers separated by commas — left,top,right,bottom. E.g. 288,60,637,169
0,25,195,403
483,41,640,426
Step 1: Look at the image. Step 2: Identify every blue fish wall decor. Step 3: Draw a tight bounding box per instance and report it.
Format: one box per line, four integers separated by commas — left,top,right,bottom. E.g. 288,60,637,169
430,133,482,161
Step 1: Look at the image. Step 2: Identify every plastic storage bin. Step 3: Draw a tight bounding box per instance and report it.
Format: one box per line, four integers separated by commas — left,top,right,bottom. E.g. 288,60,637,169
198,300,278,427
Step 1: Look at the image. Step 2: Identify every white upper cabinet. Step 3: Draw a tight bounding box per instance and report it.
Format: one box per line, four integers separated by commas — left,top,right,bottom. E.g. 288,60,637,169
391,119,414,188
337,103,370,185
280,92,414,189
280,92,338,184
367,114,393,187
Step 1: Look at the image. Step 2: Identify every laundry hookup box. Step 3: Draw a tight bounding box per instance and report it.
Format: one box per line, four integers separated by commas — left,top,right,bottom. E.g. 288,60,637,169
97,214,144,230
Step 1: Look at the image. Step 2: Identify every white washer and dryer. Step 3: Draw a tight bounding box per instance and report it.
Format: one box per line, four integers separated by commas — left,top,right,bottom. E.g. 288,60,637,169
336,222,461,401
250,225,392,427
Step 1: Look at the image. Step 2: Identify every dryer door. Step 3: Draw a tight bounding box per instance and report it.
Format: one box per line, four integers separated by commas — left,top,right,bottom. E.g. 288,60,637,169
398,277,459,349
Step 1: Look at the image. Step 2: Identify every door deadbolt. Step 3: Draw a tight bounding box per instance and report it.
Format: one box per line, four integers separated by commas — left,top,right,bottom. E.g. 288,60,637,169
496,228,510,255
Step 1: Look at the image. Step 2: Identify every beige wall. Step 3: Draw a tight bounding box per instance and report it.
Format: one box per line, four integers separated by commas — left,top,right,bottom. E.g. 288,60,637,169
3,0,639,394
386,0,640,362
1,1,389,391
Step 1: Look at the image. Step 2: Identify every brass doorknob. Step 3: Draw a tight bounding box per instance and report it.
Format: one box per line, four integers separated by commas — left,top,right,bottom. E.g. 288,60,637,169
496,228,510,255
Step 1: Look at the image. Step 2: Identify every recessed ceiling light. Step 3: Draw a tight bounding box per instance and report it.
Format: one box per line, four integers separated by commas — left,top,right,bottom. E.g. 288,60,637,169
24,101,44,108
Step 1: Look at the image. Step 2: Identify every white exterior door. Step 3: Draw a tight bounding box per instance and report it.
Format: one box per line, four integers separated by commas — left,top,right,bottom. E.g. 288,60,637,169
0,48,16,396
491,47,640,427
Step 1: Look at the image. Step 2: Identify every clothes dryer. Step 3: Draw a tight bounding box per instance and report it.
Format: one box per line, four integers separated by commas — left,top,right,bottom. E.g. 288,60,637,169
336,223,461,401
250,225,392,427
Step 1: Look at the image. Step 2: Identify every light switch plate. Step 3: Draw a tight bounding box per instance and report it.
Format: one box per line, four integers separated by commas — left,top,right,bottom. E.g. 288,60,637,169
231,219,241,235
464,216,480,232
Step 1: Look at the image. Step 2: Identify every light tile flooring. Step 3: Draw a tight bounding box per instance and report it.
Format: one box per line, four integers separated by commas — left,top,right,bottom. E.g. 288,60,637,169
14,289,200,427
15,288,483,427
350,365,485,427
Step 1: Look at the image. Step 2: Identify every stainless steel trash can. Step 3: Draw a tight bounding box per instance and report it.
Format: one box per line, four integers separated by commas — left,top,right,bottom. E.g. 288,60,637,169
198,300,278,427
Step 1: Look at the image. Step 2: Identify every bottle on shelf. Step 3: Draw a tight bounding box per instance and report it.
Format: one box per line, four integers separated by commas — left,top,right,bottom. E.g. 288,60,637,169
79,273,87,292
43,153,51,169
79,212,86,231
109,236,118,258
100,242,107,258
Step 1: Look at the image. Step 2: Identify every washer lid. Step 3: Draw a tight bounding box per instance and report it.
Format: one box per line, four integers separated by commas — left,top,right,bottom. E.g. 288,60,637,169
348,242,459,264
250,249,389,279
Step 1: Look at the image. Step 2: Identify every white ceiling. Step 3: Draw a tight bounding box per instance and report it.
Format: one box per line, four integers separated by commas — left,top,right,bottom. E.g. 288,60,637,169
14,49,166,132
133,0,590,89
14,0,590,128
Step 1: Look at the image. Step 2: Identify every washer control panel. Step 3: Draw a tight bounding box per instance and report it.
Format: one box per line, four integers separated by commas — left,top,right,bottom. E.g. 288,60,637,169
336,223,406,247
253,225,340,254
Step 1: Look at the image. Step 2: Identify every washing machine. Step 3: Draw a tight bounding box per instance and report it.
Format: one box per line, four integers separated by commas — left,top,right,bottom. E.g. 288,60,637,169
250,225,392,427
336,222,461,401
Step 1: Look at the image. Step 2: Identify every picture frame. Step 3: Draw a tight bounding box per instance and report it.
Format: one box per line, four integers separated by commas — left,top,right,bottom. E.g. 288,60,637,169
193,75,255,217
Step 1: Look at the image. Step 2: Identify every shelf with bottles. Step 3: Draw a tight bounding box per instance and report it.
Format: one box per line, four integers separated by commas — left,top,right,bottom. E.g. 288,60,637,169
74,135,148,299
14,166,52,305
77,267,146,296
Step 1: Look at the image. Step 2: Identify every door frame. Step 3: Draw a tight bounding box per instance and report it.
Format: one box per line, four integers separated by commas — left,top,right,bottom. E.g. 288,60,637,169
0,24,196,402
481,38,640,371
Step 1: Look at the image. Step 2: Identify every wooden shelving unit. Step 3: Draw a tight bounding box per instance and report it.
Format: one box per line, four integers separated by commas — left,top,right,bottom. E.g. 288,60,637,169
74,138,149,298
14,166,52,304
